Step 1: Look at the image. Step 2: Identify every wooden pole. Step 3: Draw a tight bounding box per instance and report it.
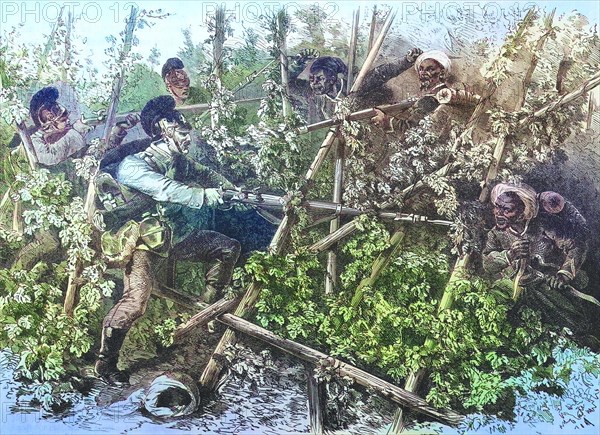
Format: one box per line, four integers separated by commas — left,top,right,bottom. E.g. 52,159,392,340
200,19,399,391
352,9,397,93
325,139,345,294
216,312,464,427
587,94,595,130
174,296,240,341
276,9,292,118
211,5,225,129
36,6,64,79
310,220,358,253
153,289,462,426
367,6,378,52
61,11,73,82
64,6,139,317
346,9,360,93
306,364,325,434
350,228,406,309
519,9,556,107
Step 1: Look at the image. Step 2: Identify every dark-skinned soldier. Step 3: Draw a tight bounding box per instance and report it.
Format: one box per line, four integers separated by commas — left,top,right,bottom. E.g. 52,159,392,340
482,182,598,350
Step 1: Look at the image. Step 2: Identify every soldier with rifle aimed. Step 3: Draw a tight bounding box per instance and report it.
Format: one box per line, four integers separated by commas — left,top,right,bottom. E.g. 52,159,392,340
94,95,249,385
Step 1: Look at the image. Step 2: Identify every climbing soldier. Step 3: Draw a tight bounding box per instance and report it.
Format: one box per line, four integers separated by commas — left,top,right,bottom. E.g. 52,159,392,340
94,95,241,385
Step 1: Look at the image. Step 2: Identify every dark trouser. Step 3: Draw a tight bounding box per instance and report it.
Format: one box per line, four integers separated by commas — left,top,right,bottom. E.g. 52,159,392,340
103,230,240,329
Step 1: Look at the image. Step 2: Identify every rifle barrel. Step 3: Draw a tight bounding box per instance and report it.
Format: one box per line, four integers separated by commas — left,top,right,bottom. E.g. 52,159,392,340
222,190,452,227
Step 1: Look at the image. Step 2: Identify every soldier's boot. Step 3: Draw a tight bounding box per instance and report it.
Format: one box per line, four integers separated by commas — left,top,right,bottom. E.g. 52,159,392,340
95,327,130,386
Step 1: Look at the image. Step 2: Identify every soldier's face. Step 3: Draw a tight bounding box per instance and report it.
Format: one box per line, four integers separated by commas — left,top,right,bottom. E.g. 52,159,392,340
159,118,191,154
309,69,336,95
165,69,191,104
493,193,525,230
418,59,445,91
39,104,71,143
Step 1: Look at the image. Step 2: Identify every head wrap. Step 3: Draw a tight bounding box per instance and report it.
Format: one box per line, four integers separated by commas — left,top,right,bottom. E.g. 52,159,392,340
162,57,185,80
309,56,348,76
490,182,539,221
414,50,452,75
30,87,60,127
140,96,182,139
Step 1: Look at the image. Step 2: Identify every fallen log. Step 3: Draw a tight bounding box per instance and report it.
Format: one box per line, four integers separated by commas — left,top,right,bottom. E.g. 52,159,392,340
216,312,464,427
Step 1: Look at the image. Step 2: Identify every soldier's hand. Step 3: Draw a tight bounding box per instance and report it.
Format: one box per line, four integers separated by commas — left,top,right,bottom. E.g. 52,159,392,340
371,108,393,132
297,48,320,61
204,188,224,207
548,274,569,291
405,48,423,63
117,113,140,130
508,239,529,261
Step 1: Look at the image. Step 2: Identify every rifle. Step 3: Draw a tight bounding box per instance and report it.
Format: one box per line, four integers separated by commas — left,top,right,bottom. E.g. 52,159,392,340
220,189,453,227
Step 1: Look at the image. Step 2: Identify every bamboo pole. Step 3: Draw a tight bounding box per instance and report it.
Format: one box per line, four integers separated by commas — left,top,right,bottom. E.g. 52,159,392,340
64,6,138,317
346,9,360,93
174,296,240,341
350,228,406,309
216,312,464,426
587,94,594,130
306,364,325,434
61,11,73,82
276,10,292,118
352,9,396,93
325,139,345,294
309,220,358,253
367,6,378,52
154,288,463,426
211,6,225,129
36,6,64,79
200,18,399,391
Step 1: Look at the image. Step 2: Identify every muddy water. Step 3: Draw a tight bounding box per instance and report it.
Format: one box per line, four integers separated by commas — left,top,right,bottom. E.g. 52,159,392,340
0,339,394,435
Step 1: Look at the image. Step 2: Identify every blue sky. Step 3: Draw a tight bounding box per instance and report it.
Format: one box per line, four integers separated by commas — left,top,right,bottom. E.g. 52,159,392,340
1,1,599,76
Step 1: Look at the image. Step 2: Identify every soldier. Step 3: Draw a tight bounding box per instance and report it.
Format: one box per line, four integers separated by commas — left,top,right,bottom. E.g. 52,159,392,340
162,57,204,105
306,56,348,119
365,49,460,134
13,87,137,271
29,86,137,168
95,96,241,384
482,182,597,348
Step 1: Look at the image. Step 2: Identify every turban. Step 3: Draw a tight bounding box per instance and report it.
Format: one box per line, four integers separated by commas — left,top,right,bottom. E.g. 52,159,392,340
490,183,539,221
140,96,182,139
30,87,60,127
414,50,452,75
161,57,185,80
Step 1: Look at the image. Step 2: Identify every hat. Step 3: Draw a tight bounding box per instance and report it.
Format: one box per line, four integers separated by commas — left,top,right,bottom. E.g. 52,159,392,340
414,50,452,74
140,96,181,139
162,57,185,80
30,86,59,127
309,56,348,76
491,182,539,221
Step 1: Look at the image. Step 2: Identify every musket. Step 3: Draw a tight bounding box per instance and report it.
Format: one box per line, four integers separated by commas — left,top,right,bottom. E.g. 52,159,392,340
295,88,481,135
220,189,453,227
80,97,264,128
